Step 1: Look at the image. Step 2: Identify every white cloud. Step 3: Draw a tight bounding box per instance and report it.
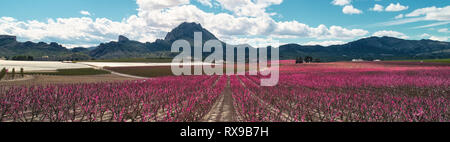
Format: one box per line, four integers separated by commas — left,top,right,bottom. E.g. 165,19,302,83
0,0,369,47
385,3,408,12
372,30,409,39
80,10,91,16
401,6,450,28
438,28,449,33
136,0,189,10
420,33,431,38
343,5,362,15
272,22,368,39
370,3,408,12
379,17,424,26
325,25,368,39
303,40,346,46
379,6,450,27
394,14,404,19
330,1,362,15
429,36,449,42
0,17,15,22
215,0,282,17
370,4,384,12
406,6,450,21
412,21,450,29
419,33,448,41
61,43,99,48
196,0,213,7
221,36,281,48
0,17,132,46
331,0,351,6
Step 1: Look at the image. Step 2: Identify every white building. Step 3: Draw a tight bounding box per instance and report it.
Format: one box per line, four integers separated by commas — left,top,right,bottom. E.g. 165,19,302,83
352,59,364,62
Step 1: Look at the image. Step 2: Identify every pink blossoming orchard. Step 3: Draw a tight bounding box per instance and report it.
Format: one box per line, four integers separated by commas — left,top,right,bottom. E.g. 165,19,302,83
0,61,449,122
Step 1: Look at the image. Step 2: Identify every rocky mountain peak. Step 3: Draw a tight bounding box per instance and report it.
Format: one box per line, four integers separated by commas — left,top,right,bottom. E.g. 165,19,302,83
164,22,218,43
118,35,130,42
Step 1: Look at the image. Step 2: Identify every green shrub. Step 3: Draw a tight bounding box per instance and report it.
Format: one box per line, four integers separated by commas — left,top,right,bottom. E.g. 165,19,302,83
12,55,34,61
20,68,24,78
0,68,6,80
11,68,15,79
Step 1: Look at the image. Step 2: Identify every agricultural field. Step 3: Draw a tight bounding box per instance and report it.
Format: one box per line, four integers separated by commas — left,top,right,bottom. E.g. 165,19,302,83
105,66,175,78
104,64,258,78
393,58,450,64
26,68,110,76
82,58,174,63
78,62,213,68
0,61,448,122
0,60,91,71
232,62,449,122
0,74,135,86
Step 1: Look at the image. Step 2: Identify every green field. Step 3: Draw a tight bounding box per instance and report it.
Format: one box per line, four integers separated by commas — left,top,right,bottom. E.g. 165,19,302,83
105,64,260,78
26,68,110,76
105,66,174,77
83,58,173,63
396,58,450,64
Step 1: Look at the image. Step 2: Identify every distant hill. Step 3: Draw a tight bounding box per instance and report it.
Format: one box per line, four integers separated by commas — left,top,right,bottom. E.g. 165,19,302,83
279,36,450,61
89,35,154,59
0,35,89,60
1,22,450,61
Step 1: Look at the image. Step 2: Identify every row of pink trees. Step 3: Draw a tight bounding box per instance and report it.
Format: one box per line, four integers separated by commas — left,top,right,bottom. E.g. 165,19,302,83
1,62,448,122
233,65,449,122
0,75,227,122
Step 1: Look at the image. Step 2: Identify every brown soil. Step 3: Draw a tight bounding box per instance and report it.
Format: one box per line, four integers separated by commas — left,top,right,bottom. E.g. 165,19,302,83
202,77,236,122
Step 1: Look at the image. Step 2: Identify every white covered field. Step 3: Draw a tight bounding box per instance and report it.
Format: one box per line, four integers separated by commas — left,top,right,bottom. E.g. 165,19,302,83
0,60,91,71
0,60,214,71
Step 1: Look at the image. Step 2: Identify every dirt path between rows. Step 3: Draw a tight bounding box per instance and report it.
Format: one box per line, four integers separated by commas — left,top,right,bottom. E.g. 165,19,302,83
0,75,34,82
202,77,236,122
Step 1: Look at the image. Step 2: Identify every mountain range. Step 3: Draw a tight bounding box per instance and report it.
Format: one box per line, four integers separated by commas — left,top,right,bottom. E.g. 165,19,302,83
1,22,449,61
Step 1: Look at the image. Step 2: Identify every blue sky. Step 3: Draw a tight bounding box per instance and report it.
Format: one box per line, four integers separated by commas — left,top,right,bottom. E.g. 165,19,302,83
0,0,138,21
0,0,449,47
